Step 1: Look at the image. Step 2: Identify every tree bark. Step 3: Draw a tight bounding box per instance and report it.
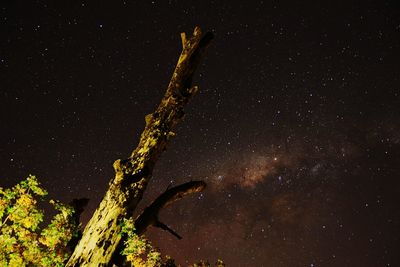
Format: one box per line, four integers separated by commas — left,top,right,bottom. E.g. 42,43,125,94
66,27,213,267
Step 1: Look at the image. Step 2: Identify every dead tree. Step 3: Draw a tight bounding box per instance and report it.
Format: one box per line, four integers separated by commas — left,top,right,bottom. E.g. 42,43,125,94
66,27,213,266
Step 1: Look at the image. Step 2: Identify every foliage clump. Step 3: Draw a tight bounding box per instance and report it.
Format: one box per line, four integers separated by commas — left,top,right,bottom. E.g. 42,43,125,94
0,176,224,266
121,218,163,267
120,219,225,267
0,175,78,266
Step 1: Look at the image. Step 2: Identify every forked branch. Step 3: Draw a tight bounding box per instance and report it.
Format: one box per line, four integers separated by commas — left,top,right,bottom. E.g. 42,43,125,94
134,180,206,237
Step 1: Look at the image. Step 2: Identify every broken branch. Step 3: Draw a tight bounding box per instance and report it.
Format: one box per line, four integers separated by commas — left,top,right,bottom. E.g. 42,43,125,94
134,180,206,236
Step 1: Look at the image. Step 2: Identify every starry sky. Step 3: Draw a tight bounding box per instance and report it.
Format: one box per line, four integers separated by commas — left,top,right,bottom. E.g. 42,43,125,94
1,1,400,266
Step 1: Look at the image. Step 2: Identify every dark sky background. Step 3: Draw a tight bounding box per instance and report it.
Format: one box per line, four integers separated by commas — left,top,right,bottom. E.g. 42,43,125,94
1,1,400,266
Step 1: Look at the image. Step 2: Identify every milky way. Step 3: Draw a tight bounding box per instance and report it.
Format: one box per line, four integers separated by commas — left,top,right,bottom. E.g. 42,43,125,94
1,1,400,266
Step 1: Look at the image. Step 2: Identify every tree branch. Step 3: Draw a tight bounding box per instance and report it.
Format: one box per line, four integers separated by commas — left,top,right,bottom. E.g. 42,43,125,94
134,180,206,236
111,181,206,266
154,220,182,240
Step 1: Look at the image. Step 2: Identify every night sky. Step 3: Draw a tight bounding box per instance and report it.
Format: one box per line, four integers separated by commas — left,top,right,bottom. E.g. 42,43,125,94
1,1,400,266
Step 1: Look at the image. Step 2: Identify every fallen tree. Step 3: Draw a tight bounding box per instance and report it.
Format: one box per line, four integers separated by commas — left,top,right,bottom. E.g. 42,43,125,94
66,26,214,266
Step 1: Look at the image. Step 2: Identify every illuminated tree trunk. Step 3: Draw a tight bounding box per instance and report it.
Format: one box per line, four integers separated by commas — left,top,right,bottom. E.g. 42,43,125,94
66,27,213,267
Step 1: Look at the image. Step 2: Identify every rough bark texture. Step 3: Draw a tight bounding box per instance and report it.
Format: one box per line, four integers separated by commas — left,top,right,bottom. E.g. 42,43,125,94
66,27,213,267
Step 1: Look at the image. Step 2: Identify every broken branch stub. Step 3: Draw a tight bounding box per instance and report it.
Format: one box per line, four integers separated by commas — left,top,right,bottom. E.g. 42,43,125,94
66,27,213,266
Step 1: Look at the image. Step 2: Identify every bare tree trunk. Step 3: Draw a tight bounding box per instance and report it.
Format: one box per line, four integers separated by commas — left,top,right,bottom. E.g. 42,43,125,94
66,27,213,267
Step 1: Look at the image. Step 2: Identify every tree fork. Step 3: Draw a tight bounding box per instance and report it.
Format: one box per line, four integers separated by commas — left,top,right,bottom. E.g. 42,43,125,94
134,180,206,236
111,181,206,266
66,27,213,266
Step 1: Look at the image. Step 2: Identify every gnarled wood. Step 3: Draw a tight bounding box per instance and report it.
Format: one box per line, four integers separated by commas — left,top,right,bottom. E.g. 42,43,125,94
66,27,213,266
